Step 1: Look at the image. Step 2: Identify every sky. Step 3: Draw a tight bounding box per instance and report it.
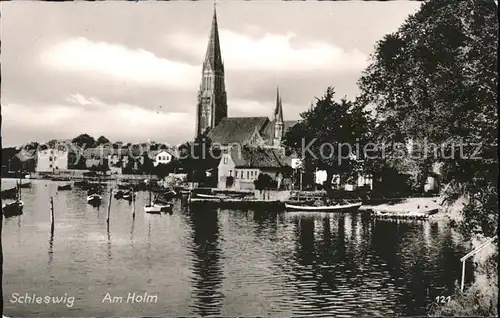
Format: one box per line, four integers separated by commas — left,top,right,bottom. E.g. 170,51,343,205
1,1,421,147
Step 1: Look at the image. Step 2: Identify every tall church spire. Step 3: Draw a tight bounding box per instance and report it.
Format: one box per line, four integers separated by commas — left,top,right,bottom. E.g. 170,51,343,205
204,3,224,73
196,4,228,137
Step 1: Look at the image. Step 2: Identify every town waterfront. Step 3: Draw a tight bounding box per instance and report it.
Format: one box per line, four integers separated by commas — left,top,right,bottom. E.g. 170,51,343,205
3,179,470,317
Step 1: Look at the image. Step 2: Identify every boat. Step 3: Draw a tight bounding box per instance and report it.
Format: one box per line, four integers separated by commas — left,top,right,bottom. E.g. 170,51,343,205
18,182,31,188
144,175,173,213
87,193,102,205
51,177,71,181
57,184,72,191
1,186,18,199
114,190,124,199
2,199,24,217
195,193,222,199
2,180,24,217
117,182,132,190
122,191,136,201
284,202,362,212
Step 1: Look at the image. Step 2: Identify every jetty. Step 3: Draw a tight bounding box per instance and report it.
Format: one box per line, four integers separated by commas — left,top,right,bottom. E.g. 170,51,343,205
360,197,441,221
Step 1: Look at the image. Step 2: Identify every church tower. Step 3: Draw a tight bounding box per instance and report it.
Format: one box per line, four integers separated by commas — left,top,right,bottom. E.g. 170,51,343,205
273,86,284,146
196,5,228,137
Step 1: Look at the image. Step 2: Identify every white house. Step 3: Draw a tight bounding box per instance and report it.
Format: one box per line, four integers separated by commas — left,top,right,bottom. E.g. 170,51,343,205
153,150,174,167
314,170,373,191
217,146,290,190
36,148,69,173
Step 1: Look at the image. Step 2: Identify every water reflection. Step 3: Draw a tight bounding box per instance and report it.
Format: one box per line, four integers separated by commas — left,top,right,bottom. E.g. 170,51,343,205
2,179,471,317
188,208,224,317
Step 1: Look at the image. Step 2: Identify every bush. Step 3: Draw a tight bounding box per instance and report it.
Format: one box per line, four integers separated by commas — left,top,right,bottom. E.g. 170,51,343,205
428,243,498,317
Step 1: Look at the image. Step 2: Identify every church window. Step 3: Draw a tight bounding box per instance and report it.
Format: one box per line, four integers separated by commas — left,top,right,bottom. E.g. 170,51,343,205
223,157,228,164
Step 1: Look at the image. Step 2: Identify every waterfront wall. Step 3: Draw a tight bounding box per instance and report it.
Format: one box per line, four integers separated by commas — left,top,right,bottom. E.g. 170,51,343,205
254,190,291,201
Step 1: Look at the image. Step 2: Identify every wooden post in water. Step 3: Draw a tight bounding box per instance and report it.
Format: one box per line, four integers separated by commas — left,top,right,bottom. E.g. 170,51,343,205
50,197,55,232
461,260,466,292
132,191,136,219
107,188,112,224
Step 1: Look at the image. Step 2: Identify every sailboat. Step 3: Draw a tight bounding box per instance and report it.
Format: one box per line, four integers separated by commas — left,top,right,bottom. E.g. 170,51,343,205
2,180,24,217
144,174,172,213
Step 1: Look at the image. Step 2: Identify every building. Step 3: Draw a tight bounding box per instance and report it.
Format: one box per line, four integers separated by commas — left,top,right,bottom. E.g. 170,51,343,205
197,6,297,148
217,145,292,190
153,149,176,167
36,146,69,173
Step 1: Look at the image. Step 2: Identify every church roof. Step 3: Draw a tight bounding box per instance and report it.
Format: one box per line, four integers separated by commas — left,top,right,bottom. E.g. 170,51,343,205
284,120,298,132
203,6,224,73
208,117,269,145
230,146,291,169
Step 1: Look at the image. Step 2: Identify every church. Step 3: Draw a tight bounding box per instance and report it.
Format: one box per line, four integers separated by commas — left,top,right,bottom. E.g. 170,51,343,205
194,7,298,189
195,6,297,148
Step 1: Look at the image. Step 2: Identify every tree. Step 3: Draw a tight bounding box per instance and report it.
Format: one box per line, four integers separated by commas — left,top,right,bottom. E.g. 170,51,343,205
178,134,220,185
283,87,371,191
358,0,498,237
95,136,110,146
72,134,96,149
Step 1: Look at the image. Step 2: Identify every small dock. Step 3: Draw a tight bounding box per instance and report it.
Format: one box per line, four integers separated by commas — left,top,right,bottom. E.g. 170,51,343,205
360,197,441,221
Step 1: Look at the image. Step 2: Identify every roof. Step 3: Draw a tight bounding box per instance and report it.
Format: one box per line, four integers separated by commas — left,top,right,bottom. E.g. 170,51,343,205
208,117,269,145
284,120,298,132
230,146,292,169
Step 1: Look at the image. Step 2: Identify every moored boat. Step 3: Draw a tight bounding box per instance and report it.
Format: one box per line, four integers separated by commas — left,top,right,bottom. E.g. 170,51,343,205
18,182,31,188
285,202,362,212
57,184,72,191
2,199,24,218
144,202,173,214
122,191,136,201
1,186,18,199
114,190,124,199
2,180,24,217
87,194,102,205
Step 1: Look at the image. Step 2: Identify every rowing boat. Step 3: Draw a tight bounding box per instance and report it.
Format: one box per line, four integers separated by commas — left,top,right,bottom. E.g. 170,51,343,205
285,202,362,212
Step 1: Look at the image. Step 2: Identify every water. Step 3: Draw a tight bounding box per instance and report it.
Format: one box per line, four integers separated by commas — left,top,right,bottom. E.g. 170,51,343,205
2,179,470,317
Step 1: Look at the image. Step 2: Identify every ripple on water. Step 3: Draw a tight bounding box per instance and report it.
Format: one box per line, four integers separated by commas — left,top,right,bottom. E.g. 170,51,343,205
3,185,468,317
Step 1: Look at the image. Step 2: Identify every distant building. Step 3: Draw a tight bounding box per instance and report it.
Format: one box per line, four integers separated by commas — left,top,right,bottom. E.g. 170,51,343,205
217,145,292,190
153,149,176,167
36,146,69,173
314,170,373,191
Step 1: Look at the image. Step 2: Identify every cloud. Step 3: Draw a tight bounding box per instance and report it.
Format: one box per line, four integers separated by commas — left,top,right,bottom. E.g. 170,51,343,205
1,96,194,145
39,37,200,91
168,30,369,73
228,98,305,119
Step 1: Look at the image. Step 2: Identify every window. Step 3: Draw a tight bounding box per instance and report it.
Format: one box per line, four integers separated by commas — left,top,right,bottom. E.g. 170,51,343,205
223,157,228,164
49,157,53,162
247,171,250,179
235,171,238,178
229,170,232,177
49,164,52,168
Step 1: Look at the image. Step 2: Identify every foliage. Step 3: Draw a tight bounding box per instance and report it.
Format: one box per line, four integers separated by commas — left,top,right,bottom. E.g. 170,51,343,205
358,0,498,236
178,134,220,184
95,136,110,146
254,173,276,191
153,161,179,178
283,87,372,189
428,246,498,317
72,134,96,149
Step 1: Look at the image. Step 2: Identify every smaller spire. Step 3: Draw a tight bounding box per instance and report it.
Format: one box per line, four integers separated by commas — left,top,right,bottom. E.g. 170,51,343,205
273,86,284,123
